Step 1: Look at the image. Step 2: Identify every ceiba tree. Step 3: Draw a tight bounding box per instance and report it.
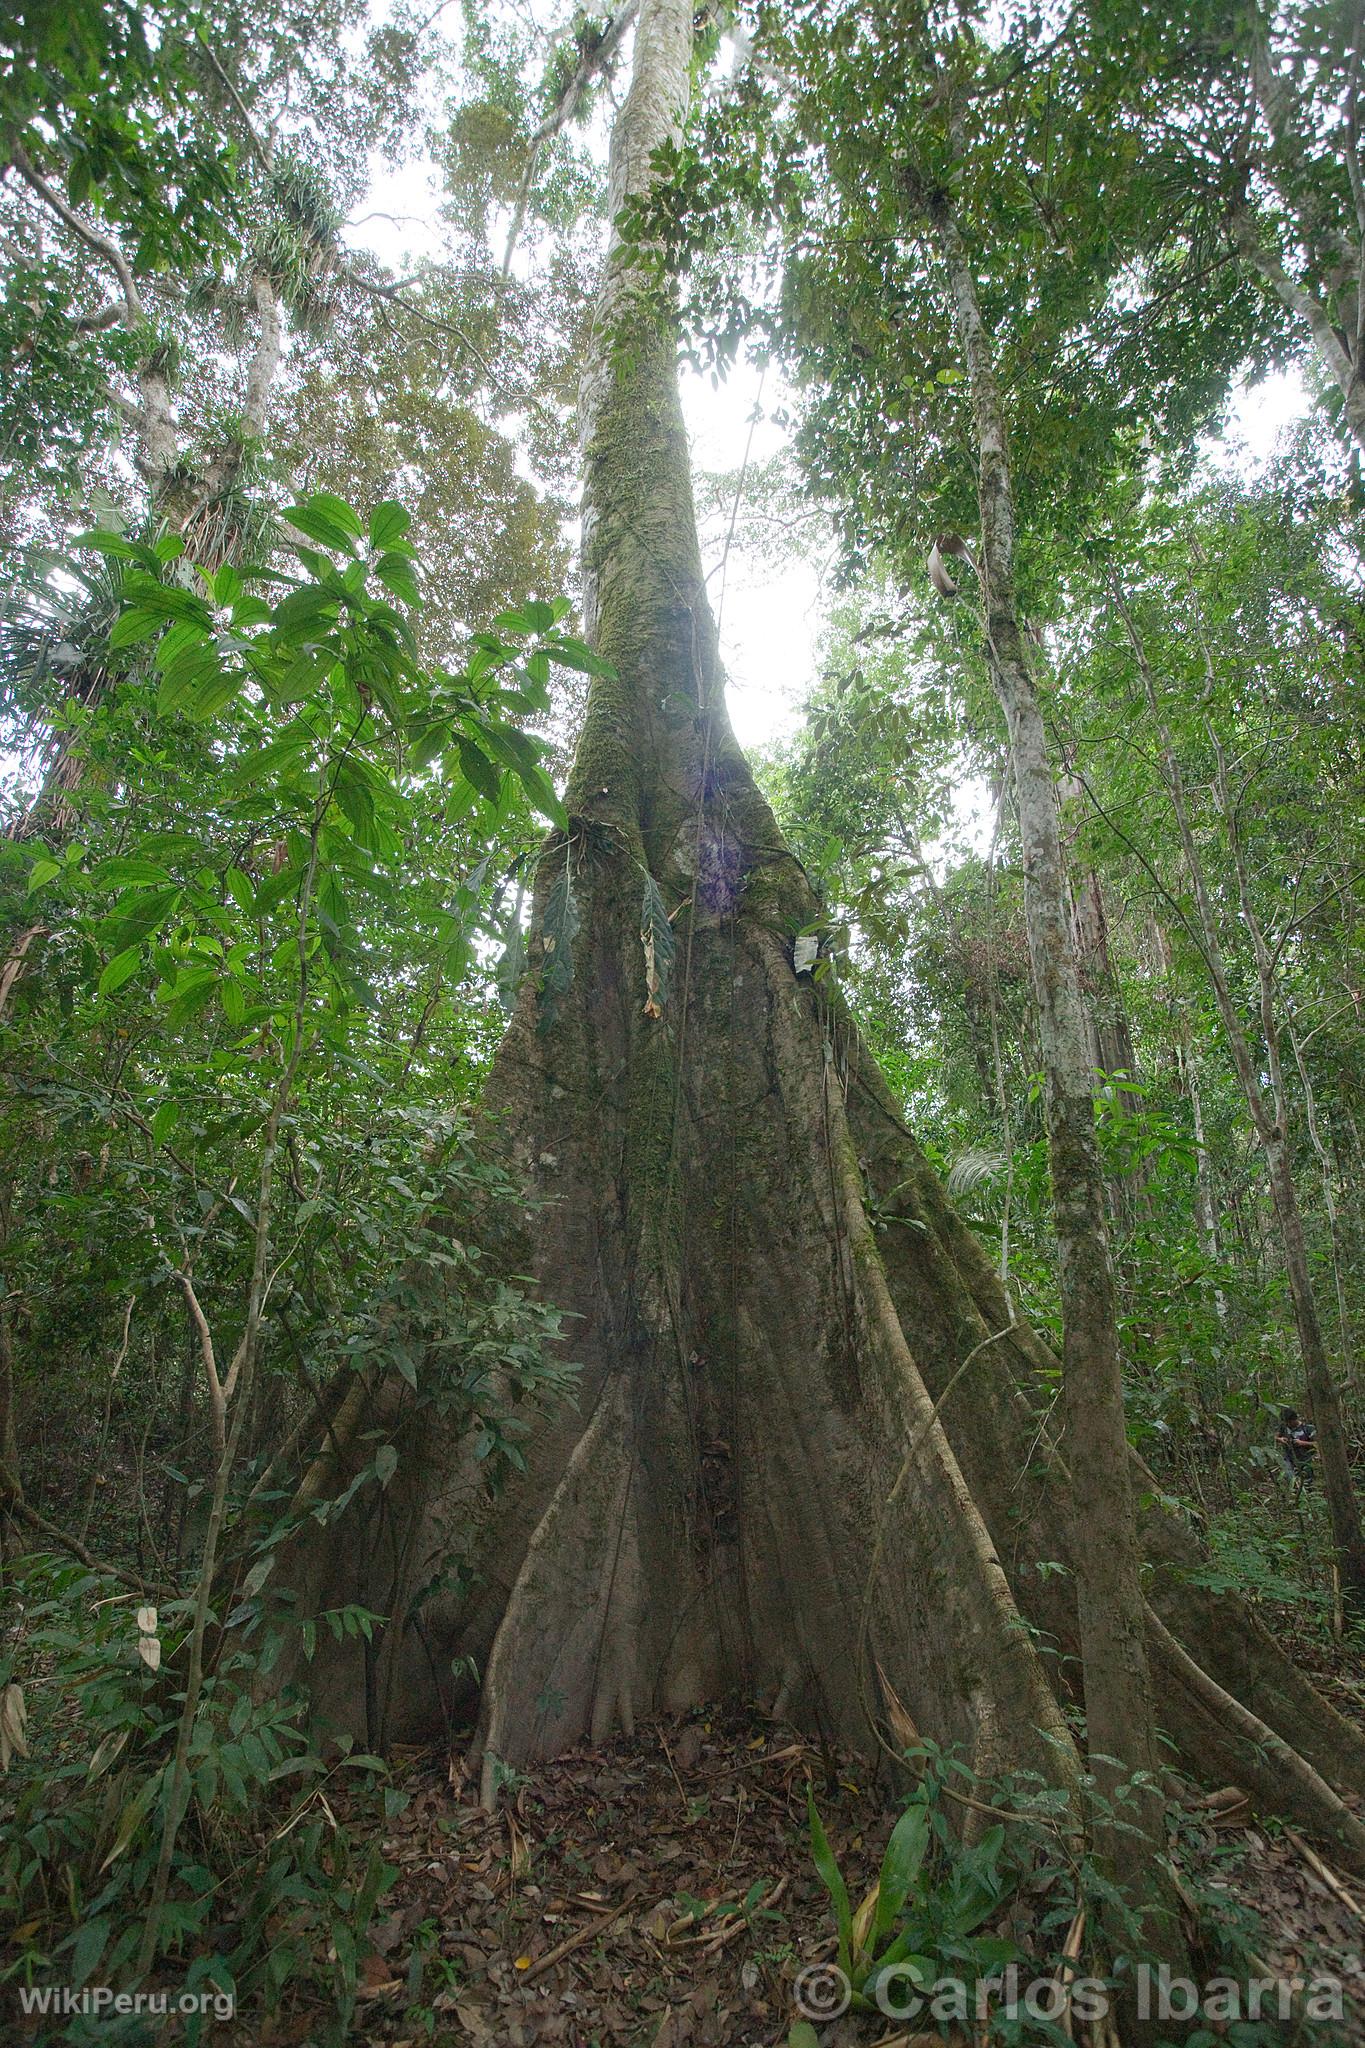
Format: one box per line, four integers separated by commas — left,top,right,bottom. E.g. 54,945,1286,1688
299,0,1365,1874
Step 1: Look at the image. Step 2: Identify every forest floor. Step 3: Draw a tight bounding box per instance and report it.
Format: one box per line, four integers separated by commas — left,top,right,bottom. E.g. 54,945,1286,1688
240,1689,1365,2048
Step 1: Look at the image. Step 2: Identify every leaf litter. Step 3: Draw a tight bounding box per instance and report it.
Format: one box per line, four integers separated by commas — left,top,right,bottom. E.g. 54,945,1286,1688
237,1701,1365,2046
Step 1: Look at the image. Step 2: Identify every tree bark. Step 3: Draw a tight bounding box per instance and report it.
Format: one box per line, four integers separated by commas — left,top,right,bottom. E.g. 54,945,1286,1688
289,0,1365,1892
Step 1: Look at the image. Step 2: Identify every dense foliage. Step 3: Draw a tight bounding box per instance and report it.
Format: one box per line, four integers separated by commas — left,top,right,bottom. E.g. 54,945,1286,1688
3,0,1364,2034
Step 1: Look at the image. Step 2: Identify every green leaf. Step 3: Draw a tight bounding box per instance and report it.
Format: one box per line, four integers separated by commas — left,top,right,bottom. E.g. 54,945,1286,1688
369,500,411,548
284,507,353,553
863,1952,934,2003
456,737,502,806
272,585,340,639
375,553,420,607
97,944,143,997
873,1798,930,1942
69,1915,110,1987
151,1100,179,1145
408,716,450,771
156,646,220,717
154,618,211,672
306,490,364,537
549,637,610,676
102,884,181,948
75,528,156,566
109,607,163,650
807,1787,853,1978
225,867,257,916
186,663,244,722
226,720,311,786
242,1553,276,1598
92,857,174,888
26,855,61,894
375,1444,398,1488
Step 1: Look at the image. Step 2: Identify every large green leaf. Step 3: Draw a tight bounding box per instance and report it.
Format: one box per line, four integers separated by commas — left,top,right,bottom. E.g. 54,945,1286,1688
96,944,143,997
872,1797,930,1942
806,1787,853,1977
368,500,411,549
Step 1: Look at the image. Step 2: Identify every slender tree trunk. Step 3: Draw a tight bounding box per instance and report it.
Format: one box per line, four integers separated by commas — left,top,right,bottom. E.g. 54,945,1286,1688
1070,867,1138,1086
1289,1017,1355,1381
928,193,1168,1912
1114,589,1365,1615
1235,33,1365,452
1234,213,1365,451
1152,916,1224,1327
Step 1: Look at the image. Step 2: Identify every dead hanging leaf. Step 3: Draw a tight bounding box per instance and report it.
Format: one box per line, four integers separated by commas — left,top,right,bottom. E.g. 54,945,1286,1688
0,1682,27,1769
506,1811,531,1879
851,1881,881,1955
928,541,959,598
136,1605,157,1635
137,1635,162,1672
793,935,818,976
876,1660,921,1754
88,1726,131,1781
928,532,976,599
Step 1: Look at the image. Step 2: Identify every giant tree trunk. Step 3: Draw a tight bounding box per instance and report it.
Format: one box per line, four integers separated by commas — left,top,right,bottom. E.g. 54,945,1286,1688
297,0,1365,1877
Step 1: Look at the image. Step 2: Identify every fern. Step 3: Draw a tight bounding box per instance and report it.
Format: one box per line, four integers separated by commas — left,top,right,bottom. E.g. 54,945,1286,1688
639,869,675,1018
945,1148,1010,1200
537,853,579,1029
495,901,528,1014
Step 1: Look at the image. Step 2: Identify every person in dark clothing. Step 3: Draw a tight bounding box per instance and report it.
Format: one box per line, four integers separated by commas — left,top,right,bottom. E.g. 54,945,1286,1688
1276,1407,1317,1491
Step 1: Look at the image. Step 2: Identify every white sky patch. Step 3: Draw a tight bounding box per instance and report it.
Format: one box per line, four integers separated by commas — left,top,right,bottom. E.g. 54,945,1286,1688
1209,364,1308,472
680,359,823,752
345,151,446,268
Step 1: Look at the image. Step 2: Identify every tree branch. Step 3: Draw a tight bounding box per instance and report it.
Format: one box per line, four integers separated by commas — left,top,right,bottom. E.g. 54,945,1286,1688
196,32,273,170
75,304,126,333
9,145,143,325
175,1267,225,1458
0,1457,167,1595
501,0,640,276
